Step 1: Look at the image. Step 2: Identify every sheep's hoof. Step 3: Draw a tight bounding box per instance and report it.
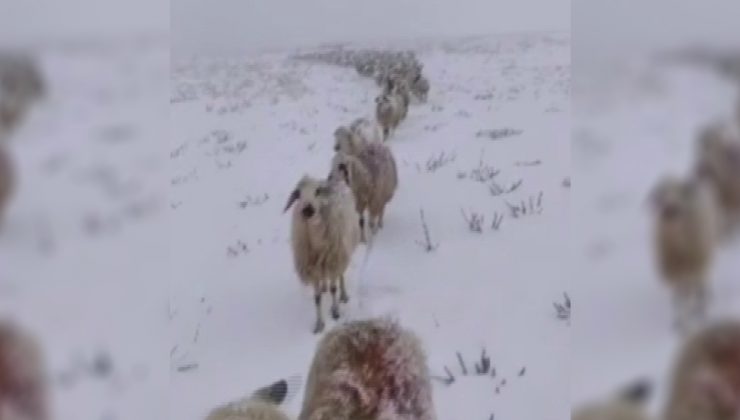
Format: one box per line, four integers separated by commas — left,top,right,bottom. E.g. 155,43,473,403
331,305,340,320
313,320,325,334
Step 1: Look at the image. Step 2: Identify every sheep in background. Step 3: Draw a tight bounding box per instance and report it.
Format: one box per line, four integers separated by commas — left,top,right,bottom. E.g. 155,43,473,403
409,73,430,103
0,320,48,420
694,121,740,236
381,76,411,120
375,93,406,141
205,378,295,420
284,175,361,334
349,117,383,145
328,152,372,243
663,319,740,420
333,126,367,156
329,141,398,238
0,51,46,136
648,175,719,334
299,318,437,420
573,381,652,420
0,146,15,230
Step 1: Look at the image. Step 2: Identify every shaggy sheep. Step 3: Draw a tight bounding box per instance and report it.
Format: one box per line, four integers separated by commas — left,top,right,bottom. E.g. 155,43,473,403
648,174,719,333
329,141,397,238
333,126,368,156
205,379,292,420
375,93,405,141
349,117,383,145
381,76,411,120
0,320,48,420
284,175,361,334
694,121,740,235
0,146,14,229
663,319,740,420
573,381,652,420
328,152,373,243
299,318,437,420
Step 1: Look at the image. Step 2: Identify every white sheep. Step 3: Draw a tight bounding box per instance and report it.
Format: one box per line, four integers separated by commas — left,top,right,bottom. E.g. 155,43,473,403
283,175,361,334
694,121,740,235
663,319,740,420
333,126,367,156
381,76,411,120
349,117,383,145
375,93,405,141
0,146,15,229
409,73,430,103
0,320,48,420
299,318,437,420
329,141,398,239
648,174,719,334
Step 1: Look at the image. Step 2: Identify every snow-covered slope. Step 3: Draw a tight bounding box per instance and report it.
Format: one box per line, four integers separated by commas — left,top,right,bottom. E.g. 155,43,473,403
169,33,571,419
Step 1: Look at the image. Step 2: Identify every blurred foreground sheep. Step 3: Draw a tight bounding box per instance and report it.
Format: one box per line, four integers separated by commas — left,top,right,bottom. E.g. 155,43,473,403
206,319,436,420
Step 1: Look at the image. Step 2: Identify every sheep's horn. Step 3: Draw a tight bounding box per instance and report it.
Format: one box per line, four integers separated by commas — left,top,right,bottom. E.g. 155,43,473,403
283,190,299,213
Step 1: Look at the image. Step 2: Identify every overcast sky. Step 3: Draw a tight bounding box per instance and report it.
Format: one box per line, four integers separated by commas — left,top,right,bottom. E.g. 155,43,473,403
172,0,570,55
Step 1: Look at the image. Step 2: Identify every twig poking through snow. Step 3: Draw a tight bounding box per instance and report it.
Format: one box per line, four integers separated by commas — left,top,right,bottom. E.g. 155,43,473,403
489,179,523,196
457,352,468,375
461,209,485,233
491,212,504,231
423,151,457,173
554,292,571,323
415,209,438,252
476,128,523,141
475,348,491,375
505,191,544,218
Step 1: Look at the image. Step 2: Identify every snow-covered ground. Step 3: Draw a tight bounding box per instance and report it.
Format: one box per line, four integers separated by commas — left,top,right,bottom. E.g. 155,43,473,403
0,38,170,419
572,57,740,414
169,33,571,419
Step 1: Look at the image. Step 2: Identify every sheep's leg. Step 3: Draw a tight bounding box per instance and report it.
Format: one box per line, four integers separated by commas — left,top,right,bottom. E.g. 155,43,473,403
692,281,709,322
358,210,367,243
378,205,386,229
330,279,341,320
672,288,690,334
339,274,349,303
313,283,325,334
382,126,390,141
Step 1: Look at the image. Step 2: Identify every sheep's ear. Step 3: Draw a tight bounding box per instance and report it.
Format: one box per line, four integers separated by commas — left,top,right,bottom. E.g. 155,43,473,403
283,189,299,213
618,379,652,405
252,379,289,405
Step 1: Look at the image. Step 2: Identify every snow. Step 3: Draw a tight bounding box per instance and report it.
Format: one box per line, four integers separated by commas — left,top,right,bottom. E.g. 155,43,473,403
572,56,740,415
169,33,570,419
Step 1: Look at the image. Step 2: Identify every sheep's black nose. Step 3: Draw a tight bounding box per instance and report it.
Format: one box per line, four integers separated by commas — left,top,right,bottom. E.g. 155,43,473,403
302,205,316,218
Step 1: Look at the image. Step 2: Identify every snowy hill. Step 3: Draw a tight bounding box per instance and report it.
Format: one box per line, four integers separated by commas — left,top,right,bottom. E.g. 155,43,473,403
170,33,571,419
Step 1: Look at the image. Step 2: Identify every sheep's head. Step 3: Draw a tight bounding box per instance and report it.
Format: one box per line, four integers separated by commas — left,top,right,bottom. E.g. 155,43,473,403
328,153,353,187
696,122,740,177
648,176,702,222
334,126,357,153
284,175,331,220
684,321,740,417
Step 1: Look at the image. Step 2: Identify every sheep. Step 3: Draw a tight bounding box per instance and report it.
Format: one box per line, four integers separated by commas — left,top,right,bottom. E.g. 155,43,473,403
663,319,740,420
381,76,411,120
333,126,368,156
329,141,398,239
409,73,430,103
694,121,740,236
298,318,437,420
205,379,292,420
573,381,652,420
283,175,361,334
328,152,373,243
0,320,48,420
0,146,14,229
349,117,383,145
375,93,406,141
648,174,719,334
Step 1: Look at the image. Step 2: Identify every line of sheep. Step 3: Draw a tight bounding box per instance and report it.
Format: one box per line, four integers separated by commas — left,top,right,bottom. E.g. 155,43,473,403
648,98,740,334
209,53,438,419
284,53,429,335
